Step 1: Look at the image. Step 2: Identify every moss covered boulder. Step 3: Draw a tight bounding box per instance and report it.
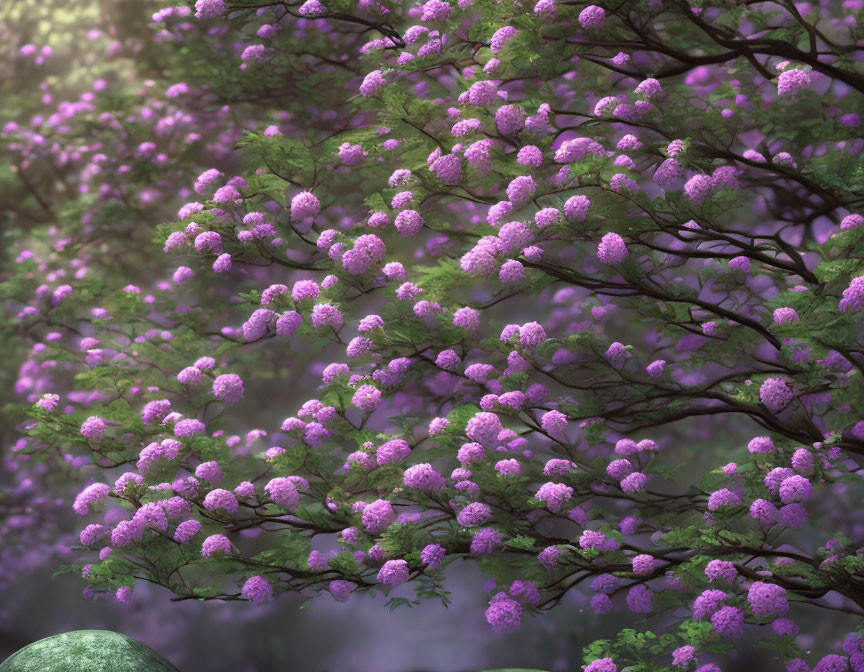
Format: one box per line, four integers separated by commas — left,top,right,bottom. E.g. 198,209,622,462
0,630,180,672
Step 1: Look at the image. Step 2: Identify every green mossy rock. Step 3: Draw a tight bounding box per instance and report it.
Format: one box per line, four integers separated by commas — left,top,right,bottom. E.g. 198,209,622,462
0,630,180,672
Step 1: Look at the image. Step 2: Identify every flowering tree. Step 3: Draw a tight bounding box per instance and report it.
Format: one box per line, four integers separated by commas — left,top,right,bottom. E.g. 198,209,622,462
6,0,864,670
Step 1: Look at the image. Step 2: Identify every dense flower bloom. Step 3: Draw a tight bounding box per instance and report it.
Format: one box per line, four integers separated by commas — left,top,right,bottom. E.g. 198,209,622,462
457,502,492,527
174,520,202,544
6,0,863,658
485,592,522,630
290,191,320,220
174,419,206,437
626,584,652,613
212,373,244,404
684,174,714,205
620,472,648,494
264,478,299,512
80,415,107,440
421,544,446,568
748,582,789,616
672,646,695,666
377,439,411,465
194,0,225,20
241,576,273,604
597,232,628,264
708,488,742,511
490,26,517,53
778,68,811,96
779,475,812,503
362,499,396,534
760,378,794,412
711,606,745,638
403,463,445,491
203,489,238,514
535,482,573,512
705,559,737,582
73,483,110,515
377,559,409,586
506,176,536,206
841,214,863,230
470,527,501,554
351,384,382,412
579,5,606,29
465,412,502,445
201,534,232,557
839,276,864,313
773,307,799,324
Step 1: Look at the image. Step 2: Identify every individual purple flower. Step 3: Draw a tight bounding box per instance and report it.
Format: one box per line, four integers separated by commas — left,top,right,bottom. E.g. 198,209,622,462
578,5,606,29
779,475,812,503
626,584,652,613
729,255,751,272
490,26,517,54
773,307,800,324
362,499,396,534
632,554,656,575
748,436,775,454
203,489,238,514
605,342,630,369
535,482,573,513
377,439,411,465
495,105,525,135
620,471,648,494
705,559,737,582
264,477,299,512
772,617,799,636
73,482,110,515
290,191,320,220
597,232,628,264
672,646,695,666
174,519,202,544
241,576,273,604
421,544,446,569
684,174,714,205
760,377,794,413
470,527,501,554
201,534,232,557
778,68,811,96
841,214,863,230
394,209,424,237
465,412,502,445
403,463,445,491
80,416,107,440
646,360,666,377
517,145,543,168
694,589,728,619
456,502,492,527
351,384,381,413
485,592,522,630
359,70,386,96
378,559,410,586
506,175,536,207
708,488,742,511
791,448,814,474
711,605,745,638
748,581,789,616
813,655,851,672
839,276,864,313
194,0,225,20
212,373,244,404
174,418,205,437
